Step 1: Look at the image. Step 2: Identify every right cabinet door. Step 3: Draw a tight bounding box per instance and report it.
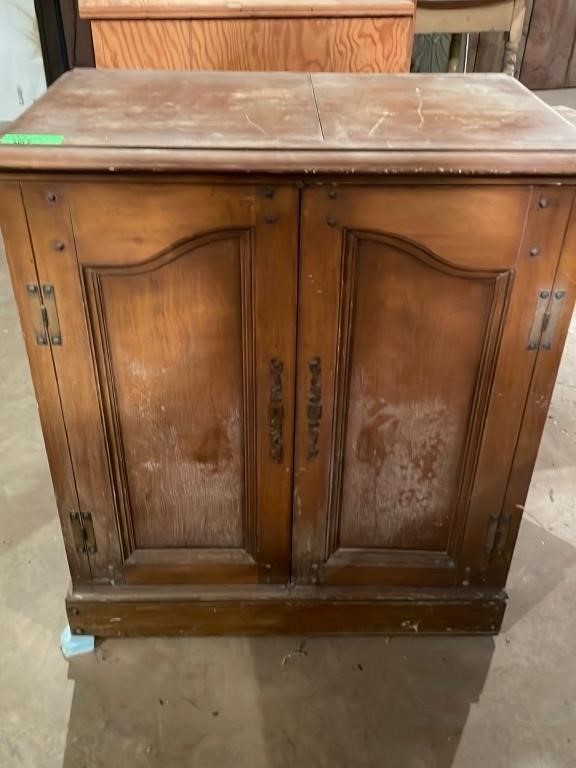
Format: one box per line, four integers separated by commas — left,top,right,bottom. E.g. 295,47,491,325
293,184,573,588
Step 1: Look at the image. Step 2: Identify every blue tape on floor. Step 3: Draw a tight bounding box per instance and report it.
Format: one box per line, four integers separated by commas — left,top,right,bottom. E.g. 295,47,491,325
60,625,95,658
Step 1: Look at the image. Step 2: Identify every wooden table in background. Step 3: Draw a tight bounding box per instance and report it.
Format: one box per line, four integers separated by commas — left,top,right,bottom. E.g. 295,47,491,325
79,0,416,72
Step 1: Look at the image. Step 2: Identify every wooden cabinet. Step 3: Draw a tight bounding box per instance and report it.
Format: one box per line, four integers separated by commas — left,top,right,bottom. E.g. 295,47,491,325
79,0,415,73
2,70,576,636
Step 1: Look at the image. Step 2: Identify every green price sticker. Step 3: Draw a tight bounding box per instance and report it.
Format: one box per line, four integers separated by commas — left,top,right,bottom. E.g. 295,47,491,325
0,133,64,145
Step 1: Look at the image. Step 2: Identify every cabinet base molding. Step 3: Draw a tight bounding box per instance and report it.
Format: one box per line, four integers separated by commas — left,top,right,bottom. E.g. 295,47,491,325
67,586,506,637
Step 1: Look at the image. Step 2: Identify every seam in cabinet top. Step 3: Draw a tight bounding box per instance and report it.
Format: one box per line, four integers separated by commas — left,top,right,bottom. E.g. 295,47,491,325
2,69,576,177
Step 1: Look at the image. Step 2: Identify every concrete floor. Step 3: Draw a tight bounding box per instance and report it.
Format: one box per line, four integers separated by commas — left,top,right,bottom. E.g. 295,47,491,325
1,233,576,766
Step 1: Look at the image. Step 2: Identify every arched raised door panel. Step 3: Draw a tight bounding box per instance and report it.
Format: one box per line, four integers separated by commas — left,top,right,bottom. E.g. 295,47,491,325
325,230,513,583
82,230,260,584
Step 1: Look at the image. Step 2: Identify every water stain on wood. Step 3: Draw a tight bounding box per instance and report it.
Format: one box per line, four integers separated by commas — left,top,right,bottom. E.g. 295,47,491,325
342,383,456,549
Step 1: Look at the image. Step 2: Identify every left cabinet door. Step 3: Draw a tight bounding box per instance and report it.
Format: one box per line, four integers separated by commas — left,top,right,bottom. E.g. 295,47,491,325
21,181,298,586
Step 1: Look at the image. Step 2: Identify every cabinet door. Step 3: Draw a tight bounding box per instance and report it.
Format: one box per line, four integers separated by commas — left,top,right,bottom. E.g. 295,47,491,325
22,181,297,586
293,185,573,588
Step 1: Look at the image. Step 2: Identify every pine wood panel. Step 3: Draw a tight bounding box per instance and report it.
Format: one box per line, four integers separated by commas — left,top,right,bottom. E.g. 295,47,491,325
79,0,415,20
189,17,412,72
92,20,190,68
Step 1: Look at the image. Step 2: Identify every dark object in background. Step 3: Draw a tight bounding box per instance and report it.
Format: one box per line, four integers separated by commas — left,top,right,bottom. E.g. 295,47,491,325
411,33,452,73
521,0,576,89
35,0,94,85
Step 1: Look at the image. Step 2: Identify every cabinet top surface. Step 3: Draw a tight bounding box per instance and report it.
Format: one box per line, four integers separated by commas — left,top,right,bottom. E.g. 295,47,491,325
2,69,576,177
78,0,415,19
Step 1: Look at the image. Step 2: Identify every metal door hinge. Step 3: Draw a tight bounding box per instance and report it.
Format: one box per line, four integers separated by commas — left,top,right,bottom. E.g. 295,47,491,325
26,283,62,346
527,289,566,352
70,511,97,556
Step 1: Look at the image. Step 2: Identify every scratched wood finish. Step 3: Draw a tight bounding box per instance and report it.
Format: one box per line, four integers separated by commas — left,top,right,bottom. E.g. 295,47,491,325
92,20,190,68
5,71,576,178
189,17,412,72
67,585,506,636
4,70,323,151
309,72,575,150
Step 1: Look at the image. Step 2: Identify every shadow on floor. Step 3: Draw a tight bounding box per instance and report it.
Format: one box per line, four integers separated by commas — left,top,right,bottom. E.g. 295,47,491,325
60,632,495,768
503,518,576,631
57,518,576,768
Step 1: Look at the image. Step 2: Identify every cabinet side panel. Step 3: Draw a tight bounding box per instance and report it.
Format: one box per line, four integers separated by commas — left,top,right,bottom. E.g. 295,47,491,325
0,183,88,582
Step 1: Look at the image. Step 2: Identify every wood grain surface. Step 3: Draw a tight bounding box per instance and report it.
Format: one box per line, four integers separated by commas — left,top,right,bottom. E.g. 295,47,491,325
93,17,412,72
92,20,190,68
292,184,540,588
3,69,323,149
495,193,576,586
0,184,90,583
335,234,508,552
189,17,412,72
15,180,299,586
418,0,510,7
66,584,506,636
309,72,576,149
87,233,248,550
80,0,415,20
520,0,576,89
4,69,576,171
